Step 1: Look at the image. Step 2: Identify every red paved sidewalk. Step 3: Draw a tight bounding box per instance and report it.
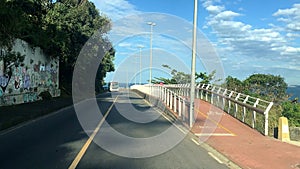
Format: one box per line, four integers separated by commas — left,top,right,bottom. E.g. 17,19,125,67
191,99,300,169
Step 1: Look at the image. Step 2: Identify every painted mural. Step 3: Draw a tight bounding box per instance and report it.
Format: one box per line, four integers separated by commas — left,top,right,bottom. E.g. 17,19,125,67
0,39,60,106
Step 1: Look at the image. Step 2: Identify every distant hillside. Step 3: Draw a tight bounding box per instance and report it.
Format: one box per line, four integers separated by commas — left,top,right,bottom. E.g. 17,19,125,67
287,85,300,100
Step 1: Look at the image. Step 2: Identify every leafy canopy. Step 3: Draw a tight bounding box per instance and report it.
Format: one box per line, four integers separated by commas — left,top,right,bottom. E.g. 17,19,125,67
152,64,217,84
0,0,115,93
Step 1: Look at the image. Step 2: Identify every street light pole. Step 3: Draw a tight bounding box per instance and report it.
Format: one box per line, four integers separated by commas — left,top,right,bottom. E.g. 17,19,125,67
138,45,144,85
147,22,156,86
189,0,198,128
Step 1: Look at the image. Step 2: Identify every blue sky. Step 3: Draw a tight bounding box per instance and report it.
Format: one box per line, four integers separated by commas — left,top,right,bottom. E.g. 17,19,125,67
91,0,300,86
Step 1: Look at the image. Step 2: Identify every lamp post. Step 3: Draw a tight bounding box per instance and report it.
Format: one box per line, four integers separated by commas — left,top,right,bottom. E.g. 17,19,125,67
138,45,144,85
189,0,198,128
147,22,156,86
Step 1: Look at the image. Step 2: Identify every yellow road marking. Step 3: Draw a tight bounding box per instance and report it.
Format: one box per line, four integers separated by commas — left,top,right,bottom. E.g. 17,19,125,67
68,96,119,169
195,109,236,136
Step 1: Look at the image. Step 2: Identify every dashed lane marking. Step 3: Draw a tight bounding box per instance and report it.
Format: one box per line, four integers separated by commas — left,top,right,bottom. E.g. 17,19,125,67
208,152,224,164
191,138,200,146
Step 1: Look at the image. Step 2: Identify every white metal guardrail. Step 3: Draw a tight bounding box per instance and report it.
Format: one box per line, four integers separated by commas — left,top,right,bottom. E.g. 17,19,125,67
131,84,274,136
131,84,191,124
164,84,274,136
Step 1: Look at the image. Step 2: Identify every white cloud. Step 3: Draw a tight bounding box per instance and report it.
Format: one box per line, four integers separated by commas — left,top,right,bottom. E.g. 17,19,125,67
202,0,221,8
204,3,298,59
281,46,300,55
202,2,300,85
273,4,300,17
273,4,300,32
206,5,225,14
91,0,140,21
287,23,300,31
214,11,241,20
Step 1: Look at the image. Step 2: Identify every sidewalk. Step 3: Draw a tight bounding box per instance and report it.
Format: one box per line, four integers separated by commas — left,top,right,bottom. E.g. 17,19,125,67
192,99,300,169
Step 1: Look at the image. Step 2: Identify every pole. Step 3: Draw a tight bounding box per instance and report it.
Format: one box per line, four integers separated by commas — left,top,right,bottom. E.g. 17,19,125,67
147,22,156,95
139,46,143,85
148,22,156,85
189,0,198,128
135,55,137,85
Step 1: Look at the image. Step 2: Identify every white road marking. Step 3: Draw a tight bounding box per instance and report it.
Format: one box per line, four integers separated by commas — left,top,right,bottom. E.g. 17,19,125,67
195,133,235,137
191,138,200,146
208,152,224,164
177,126,188,135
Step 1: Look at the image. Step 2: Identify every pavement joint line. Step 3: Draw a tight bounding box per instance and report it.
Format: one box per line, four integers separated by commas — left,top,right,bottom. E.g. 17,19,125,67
68,95,119,169
191,138,200,146
195,109,236,136
208,152,224,164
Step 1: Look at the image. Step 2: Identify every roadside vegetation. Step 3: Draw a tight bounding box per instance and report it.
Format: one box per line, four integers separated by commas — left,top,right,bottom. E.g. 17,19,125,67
0,0,115,94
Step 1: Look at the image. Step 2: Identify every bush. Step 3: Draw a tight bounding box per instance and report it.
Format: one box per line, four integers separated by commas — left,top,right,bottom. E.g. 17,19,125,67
281,101,300,127
39,91,53,100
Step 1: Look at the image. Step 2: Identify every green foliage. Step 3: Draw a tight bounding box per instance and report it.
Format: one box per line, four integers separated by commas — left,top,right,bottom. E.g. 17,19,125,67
223,74,288,102
0,0,115,93
223,73,299,130
281,101,300,127
244,74,288,101
153,64,216,84
95,48,115,93
39,91,53,100
0,51,25,69
223,76,244,92
0,0,52,48
268,104,283,136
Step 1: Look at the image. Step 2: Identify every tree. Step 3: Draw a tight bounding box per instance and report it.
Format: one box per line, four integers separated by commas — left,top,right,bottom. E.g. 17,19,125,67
0,51,25,93
195,70,219,84
152,64,217,84
0,0,115,93
243,74,288,101
43,1,113,90
223,76,244,92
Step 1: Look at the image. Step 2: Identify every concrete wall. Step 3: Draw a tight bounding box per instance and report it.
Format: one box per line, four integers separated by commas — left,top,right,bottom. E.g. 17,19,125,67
290,127,300,141
0,39,60,106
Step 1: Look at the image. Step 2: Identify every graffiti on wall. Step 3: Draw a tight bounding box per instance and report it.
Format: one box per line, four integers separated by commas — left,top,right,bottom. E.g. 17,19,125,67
0,39,60,106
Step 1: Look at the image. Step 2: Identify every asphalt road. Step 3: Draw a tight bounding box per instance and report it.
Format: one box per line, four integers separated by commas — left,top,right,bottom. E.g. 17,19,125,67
0,91,229,169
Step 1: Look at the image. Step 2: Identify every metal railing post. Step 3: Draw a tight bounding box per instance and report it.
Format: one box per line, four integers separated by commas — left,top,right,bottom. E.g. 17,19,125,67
264,102,274,136
253,99,260,128
242,96,249,122
174,94,177,113
178,97,182,117
170,91,173,110
235,93,241,117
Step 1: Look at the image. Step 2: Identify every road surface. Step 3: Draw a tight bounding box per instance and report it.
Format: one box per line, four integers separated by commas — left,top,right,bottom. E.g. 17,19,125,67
0,91,229,169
